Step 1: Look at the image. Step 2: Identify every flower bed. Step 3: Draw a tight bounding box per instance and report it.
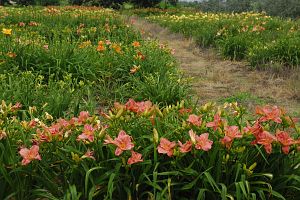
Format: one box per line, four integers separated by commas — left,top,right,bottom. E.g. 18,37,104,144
1,99,299,199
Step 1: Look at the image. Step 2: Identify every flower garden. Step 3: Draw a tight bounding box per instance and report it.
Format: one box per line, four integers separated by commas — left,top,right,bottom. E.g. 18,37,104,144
134,9,300,69
0,6,300,200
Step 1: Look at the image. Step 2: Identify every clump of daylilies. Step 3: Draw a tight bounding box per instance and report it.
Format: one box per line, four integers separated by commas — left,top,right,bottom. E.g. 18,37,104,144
0,99,299,167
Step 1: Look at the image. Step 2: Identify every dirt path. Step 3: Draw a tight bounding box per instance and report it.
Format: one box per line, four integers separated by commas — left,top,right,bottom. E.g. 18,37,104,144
129,16,300,115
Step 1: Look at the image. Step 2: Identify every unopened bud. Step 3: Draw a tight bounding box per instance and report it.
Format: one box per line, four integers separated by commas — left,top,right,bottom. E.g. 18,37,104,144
153,128,159,144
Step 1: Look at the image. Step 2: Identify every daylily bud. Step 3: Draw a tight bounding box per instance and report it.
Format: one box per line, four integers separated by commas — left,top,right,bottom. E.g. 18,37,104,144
249,162,257,171
115,107,124,119
179,100,184,109
155,106,163,117
153,128,159,144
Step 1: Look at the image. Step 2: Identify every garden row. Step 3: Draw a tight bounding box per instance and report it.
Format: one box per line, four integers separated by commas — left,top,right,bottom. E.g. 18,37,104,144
1,99,300,199
133,9,300,69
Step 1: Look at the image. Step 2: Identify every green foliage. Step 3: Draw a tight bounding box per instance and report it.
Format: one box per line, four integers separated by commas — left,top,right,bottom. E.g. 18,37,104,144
0,99,299,199
0,7,189,118
197,0,300,19
138,9,300,68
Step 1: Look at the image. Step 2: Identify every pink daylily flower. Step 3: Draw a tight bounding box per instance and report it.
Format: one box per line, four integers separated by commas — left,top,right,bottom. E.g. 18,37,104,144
206,113,223,131
81,149,96,160
187,114,202,127
104,130,134,156
19,145,41,165
195,133,213,151
158,138,176,157
127,150,143,165
78,111,90,124
178,140,192,153
77,124,95,142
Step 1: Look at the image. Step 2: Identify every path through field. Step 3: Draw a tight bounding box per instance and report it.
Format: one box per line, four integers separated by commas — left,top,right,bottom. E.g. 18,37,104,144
129,16,300,115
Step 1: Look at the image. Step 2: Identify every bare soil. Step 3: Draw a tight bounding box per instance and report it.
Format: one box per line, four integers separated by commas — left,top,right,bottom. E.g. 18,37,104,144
129,16,300,115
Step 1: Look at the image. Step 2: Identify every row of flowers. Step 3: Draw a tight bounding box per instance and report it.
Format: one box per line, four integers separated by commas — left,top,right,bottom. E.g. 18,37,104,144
1,99,297,167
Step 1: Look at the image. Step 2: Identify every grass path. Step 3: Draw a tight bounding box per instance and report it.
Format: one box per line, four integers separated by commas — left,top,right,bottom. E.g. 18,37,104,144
129,16,300,115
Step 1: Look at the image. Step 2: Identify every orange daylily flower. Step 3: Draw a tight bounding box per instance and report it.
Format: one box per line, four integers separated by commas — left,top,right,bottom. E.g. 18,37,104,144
187,114,202,127
127,150,143,165
256,131,277,154
104,130,134,156
130,65,140,74
19,145,41,165
276,130,295,154
220,126,242,149
158,138,176,157
256,105,283,123
178,108,192,115
125,98,152,114
132,41,140,47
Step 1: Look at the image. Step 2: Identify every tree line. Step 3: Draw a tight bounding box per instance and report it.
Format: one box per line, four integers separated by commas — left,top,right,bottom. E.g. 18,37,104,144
197,0,300,18
0,0,178,7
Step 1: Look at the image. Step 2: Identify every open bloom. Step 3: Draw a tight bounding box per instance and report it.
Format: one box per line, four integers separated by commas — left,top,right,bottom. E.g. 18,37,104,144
187,114,202,127
206,113,223,131
77,124,95,142
256,105,283,123
104,130,134,156
220,126,242,149
127,150,143,165
132,41,140,47
189,130,213,151
257,131,277,154
2,28,12,36
276,130,295,154
125,99,152,114
158,138,176,157
195,133,213,151
81,149,95,160
178,140,192,153
19,145,41,165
